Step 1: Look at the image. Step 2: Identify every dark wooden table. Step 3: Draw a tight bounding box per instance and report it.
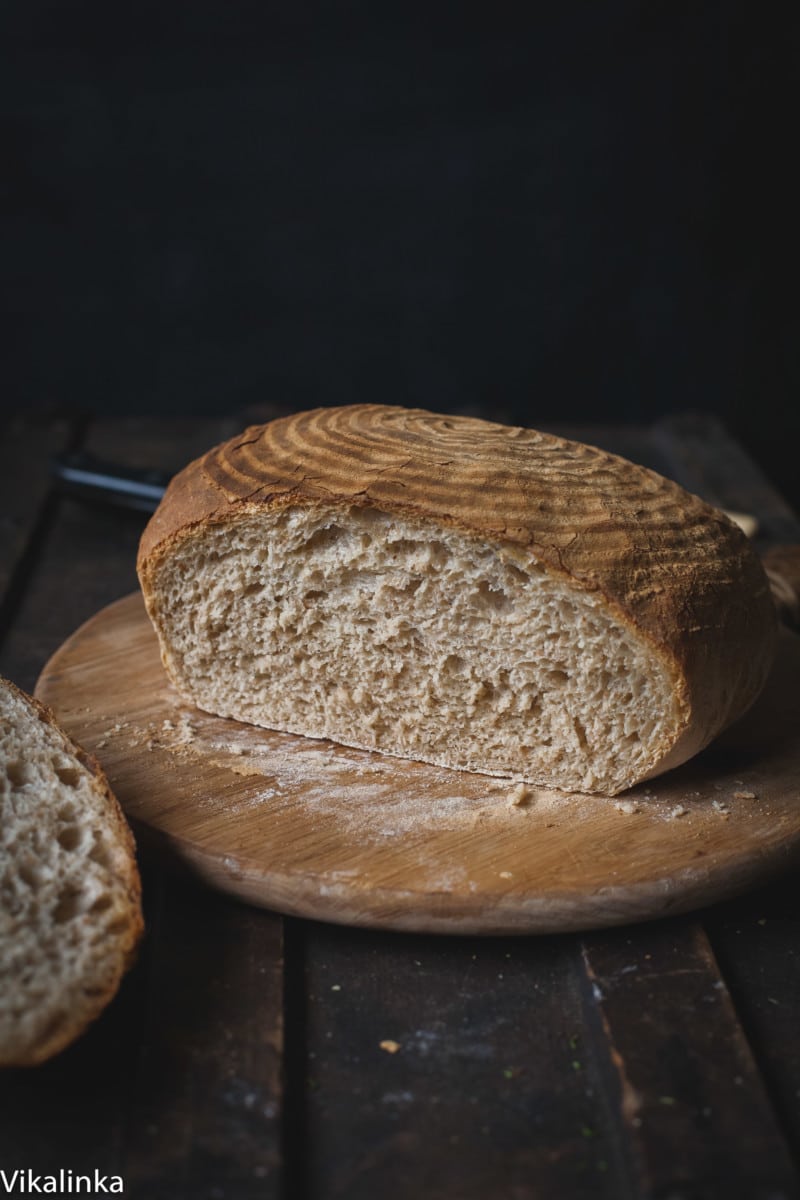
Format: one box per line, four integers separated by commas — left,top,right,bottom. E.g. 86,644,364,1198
1,410,799,1200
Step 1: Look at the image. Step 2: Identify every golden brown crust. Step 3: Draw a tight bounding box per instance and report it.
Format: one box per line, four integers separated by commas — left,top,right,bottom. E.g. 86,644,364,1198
0,676,144,1067
138,405,777,780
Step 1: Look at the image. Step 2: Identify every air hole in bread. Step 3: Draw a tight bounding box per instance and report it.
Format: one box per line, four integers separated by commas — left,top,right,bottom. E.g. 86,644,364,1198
387,538,423,556
17,862,40,889
53,888,82,924
90,894,113,914
105,915,131,935
88,838,113,871
5,761,27,787
1,886,24,917
301,525,344,553
505,563,531,584
53,764,81,788
522,692,542,716
57,826,82,852
476,580,511,612
573,716,588,750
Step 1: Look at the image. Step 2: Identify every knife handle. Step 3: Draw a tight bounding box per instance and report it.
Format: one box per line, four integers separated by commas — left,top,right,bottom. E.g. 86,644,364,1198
51,451,170,513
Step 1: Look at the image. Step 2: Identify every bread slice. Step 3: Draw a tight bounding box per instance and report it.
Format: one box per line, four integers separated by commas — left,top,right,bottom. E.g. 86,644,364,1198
137,405,776,796
0,677,143,1067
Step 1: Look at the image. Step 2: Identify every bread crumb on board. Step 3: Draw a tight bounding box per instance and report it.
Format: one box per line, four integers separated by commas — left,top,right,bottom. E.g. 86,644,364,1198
95,720,130,749
614,799,640,815
380,1040,401,1054
507,783,532,808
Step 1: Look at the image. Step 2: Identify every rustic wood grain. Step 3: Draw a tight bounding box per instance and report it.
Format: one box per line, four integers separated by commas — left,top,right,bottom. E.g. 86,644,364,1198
653,410,800,1175
120,867,284,1200
580,922,798,1199
300,923,627,1200
298,917,800,1200
704,875,800,1158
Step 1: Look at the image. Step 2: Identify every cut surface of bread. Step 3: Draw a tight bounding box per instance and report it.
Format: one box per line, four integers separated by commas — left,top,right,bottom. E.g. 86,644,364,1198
138,405,777,796
0,677,143,1067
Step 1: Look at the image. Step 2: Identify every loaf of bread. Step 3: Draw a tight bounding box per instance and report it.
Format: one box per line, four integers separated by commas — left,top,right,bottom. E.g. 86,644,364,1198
0,677,143,1066
137,405,776,796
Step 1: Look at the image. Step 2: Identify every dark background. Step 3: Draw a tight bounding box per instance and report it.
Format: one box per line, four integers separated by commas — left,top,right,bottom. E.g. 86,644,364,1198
2,2,798,504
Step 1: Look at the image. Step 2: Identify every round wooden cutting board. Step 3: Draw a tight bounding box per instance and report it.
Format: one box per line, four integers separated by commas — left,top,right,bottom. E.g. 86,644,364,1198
36,593,800,934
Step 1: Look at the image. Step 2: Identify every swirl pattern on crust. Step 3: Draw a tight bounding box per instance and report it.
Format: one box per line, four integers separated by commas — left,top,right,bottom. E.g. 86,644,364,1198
150,404,752,591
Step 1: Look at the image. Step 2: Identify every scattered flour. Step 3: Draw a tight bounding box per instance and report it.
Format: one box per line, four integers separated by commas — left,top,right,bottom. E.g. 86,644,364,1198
89,679,764,846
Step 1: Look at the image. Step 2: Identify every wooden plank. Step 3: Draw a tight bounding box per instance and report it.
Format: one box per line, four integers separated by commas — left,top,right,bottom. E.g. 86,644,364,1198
0,415,286,1197
704,876,800,1155
580,922,798,1199
120,866,284,1200
84,414,247,475
301,923,628,1200
652,412,800,1164
0,415,74,648
301,920,798,1199
579,421,799,1197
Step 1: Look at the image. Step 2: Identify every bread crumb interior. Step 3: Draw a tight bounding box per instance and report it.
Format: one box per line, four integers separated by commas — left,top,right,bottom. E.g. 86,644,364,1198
150,505,682,794
0,688,134,1062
